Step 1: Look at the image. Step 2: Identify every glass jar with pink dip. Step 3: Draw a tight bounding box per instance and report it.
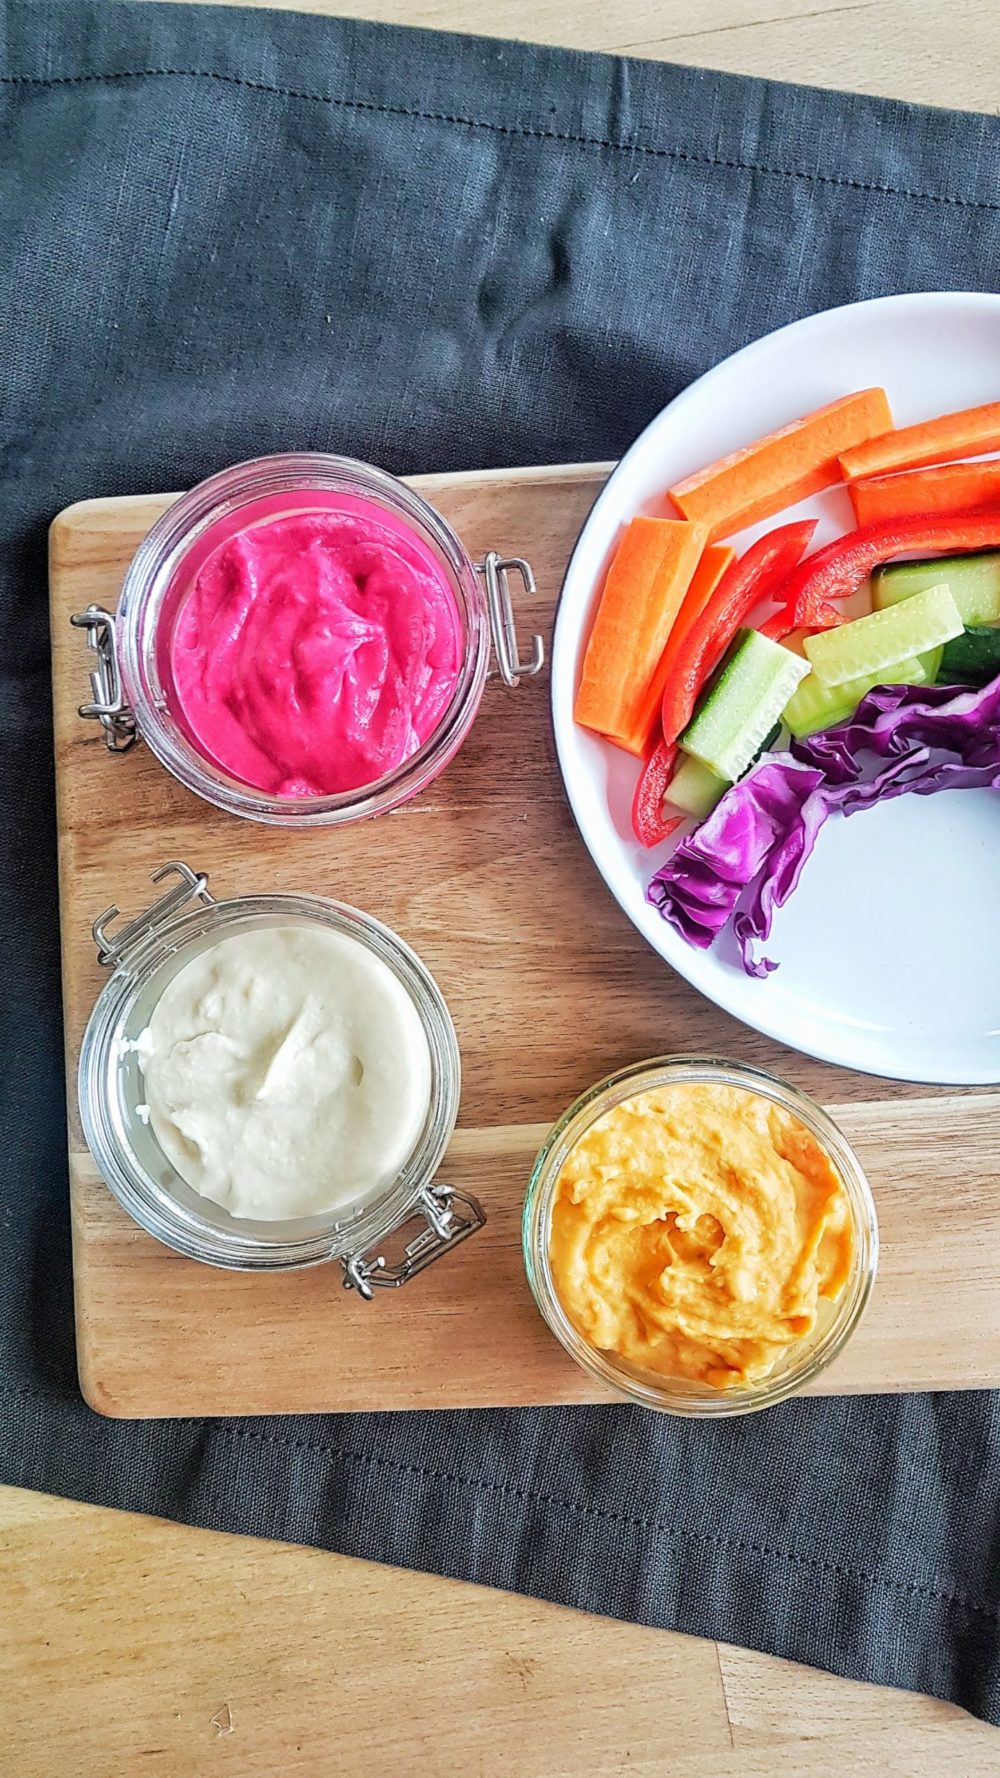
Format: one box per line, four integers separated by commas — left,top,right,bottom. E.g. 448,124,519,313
72,453,544,825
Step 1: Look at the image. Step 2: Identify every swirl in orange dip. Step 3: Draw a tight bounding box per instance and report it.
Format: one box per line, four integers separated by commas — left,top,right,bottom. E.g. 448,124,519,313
548,1082,853,1390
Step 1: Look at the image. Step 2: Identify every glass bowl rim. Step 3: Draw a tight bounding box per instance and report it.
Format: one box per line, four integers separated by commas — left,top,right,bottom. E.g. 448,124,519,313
522,1054,879,1417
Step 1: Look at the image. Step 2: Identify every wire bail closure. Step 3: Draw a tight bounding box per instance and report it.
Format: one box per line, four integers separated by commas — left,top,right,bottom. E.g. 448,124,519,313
91,862,214,967
478,553,545,687
88,862,484,1294
341,1185,486,1298
70,604,137,751
73,551,544,765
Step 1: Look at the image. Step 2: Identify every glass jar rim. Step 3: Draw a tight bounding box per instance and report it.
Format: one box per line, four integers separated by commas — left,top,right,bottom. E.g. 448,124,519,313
78,888,462,1269
115,452,491,827
523,1055,879,1417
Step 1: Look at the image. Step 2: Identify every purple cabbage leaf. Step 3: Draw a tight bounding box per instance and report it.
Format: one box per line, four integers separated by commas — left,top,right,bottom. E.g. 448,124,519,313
647,676,1000,978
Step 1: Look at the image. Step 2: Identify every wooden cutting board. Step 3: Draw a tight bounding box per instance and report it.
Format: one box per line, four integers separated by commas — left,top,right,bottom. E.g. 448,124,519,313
50,464,1000,1418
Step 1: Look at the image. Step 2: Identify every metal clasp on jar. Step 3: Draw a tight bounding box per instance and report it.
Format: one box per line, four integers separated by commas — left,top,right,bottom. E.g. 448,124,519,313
91,861,214,966
477,554,545,687
70,604,138,751
88,862,483,1292
341,1185,486,1299
73,553,545,754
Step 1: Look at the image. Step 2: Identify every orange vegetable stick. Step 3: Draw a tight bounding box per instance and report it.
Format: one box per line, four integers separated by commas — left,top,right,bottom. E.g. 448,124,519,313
575,517,706,742
839,400,1000,481
848,459,1000,527
667,388,893,541
611,543,735,756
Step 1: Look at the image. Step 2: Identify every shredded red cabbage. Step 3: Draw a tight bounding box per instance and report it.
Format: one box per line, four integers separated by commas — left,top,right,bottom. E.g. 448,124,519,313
647,676,1000,978
791,675,1000,779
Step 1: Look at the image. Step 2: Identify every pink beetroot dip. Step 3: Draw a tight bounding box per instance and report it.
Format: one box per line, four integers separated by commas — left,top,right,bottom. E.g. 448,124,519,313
169,507,463,797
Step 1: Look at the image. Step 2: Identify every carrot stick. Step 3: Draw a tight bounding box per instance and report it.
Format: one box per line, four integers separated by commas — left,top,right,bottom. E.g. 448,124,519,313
611,544,735,756
848,459,1000,527
839,400,1000,481
667,388,893,542
574,517,706,741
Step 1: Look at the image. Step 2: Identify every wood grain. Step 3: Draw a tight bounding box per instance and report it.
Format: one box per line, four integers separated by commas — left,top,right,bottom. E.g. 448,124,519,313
149,0,999,113
2,1484,996,1777
50,471,1000,1415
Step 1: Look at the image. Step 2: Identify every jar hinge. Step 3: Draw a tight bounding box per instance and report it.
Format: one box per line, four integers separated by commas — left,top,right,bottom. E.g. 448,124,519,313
91,861,214,967
477,554,545,688
341,1185,486,1298
70,605,138,751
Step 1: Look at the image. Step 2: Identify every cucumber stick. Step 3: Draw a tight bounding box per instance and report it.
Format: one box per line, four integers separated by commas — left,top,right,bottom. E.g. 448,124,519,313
783,655,927,740
680,630,808,782
938,626,1000,686
667,752,730,819
754,721,783,761
804,583,963,688
872,551,1000,625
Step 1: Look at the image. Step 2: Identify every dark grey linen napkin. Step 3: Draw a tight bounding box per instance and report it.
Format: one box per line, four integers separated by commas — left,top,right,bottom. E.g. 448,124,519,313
2,0,1000,1723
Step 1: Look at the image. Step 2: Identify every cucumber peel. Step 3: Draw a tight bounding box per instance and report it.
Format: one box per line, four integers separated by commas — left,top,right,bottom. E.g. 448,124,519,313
680,629,808,782
938,626,1000,686
872,551,1000,626
667,752,730,819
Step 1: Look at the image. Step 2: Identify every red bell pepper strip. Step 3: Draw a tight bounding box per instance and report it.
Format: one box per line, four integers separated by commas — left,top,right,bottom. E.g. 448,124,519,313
771,511,1000,631
632,740,683,848
760,599,842,642
660,520,817,744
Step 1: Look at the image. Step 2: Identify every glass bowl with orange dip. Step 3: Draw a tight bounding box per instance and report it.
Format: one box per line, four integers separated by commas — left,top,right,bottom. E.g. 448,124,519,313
523,1057,878,1417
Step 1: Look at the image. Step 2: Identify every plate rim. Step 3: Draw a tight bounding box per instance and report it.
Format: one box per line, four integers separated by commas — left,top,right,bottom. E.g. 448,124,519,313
551,289,1000,1086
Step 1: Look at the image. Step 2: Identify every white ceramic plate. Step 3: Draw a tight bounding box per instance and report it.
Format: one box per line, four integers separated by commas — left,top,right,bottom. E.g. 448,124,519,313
552,292,1000,1084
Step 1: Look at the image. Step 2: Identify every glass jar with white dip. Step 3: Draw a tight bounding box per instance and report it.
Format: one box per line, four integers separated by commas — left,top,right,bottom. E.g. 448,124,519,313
78,861,480,1292
70,453,544,826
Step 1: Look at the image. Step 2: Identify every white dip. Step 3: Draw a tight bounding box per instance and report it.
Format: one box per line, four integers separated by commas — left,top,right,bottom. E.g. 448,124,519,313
135,923,432,1221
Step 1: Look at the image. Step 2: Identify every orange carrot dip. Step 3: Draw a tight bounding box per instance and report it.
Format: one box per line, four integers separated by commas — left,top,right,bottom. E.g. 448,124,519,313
548,1083,853,1390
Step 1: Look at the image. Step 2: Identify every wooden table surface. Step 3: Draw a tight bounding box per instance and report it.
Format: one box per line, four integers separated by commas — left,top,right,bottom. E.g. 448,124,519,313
4,2,997,1772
